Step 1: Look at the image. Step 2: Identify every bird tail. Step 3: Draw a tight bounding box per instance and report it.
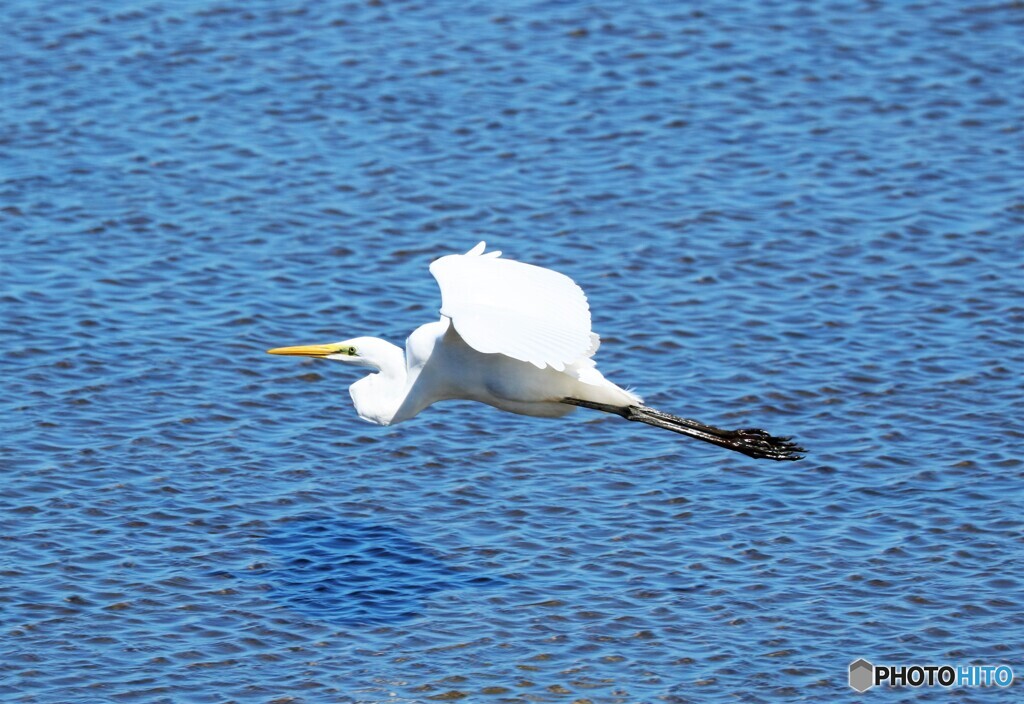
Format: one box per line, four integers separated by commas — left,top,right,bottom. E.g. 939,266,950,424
562,398,805,461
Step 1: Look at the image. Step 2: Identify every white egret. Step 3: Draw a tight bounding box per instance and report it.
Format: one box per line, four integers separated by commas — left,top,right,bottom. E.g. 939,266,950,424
269,242,803,460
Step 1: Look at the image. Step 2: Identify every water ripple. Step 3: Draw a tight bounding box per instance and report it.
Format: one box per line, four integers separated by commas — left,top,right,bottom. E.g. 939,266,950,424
2,0,1023,702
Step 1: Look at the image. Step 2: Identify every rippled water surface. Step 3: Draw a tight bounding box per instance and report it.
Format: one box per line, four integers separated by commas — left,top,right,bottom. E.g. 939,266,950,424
3,1,1023,702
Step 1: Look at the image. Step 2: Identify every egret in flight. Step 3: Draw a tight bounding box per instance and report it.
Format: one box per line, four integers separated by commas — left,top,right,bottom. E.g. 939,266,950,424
269,242,803,460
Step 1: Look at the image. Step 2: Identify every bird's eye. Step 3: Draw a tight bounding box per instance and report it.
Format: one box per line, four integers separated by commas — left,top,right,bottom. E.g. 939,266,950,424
348,346,357,355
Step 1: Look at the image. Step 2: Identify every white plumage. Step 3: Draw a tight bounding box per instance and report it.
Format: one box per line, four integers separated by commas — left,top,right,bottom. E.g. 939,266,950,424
429,242,594,370
269,241,639,425
268,242,805,461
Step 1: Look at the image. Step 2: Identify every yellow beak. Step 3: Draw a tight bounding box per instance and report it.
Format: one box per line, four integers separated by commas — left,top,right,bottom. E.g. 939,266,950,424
267,343,343,358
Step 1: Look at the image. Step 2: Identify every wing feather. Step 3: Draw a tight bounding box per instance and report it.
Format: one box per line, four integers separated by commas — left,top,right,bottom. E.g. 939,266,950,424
429,242,597,369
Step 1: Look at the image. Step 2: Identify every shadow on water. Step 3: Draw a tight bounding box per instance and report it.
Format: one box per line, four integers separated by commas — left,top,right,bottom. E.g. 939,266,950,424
245,514,502,625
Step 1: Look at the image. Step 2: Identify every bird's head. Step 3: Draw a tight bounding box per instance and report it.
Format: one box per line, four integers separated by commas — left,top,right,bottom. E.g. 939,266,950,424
267,336,385,369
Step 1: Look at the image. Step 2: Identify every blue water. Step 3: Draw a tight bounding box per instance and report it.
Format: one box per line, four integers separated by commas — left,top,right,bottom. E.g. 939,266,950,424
2,1,1022,701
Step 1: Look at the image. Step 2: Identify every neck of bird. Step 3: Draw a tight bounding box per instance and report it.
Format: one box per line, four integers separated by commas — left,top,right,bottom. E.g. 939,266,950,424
348,342,409,425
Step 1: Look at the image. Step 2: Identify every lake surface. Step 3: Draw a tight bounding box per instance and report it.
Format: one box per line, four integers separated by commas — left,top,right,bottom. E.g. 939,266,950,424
2,0,1022,702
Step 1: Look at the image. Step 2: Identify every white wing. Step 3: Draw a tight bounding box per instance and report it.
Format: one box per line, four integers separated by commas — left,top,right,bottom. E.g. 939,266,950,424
429,242,598,370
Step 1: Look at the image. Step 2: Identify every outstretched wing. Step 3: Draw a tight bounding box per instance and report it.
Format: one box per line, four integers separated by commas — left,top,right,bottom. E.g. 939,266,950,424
429,242,597,370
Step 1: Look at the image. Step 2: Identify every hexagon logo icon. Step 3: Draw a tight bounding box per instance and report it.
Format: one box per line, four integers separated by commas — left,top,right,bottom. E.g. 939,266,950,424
849,659,874,692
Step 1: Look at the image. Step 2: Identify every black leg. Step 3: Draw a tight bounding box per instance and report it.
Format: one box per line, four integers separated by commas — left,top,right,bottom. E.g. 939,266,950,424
562,398,805,461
